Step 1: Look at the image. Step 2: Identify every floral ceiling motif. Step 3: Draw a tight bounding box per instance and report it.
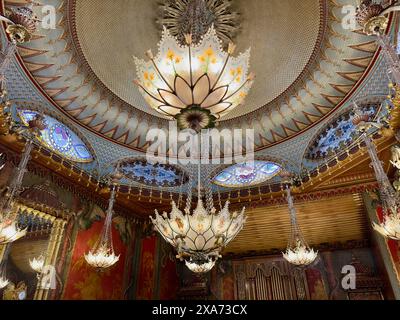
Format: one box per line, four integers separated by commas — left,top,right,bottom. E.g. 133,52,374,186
213,161,282,188
1,0,390,155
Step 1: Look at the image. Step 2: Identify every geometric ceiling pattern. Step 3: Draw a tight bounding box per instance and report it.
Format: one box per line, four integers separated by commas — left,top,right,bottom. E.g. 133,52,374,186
6,0,387,154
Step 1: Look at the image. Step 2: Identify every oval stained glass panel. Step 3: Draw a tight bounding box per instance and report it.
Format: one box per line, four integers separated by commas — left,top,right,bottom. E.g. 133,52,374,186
19,110,94,163
213,161,282,188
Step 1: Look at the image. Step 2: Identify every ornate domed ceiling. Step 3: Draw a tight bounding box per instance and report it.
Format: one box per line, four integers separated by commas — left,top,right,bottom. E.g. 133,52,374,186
73,0,322,120
1,0,392,157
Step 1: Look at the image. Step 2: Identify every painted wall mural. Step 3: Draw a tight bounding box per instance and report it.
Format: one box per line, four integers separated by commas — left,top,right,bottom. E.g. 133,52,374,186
62,220,128,300
136,237,157,300
159,256,179,300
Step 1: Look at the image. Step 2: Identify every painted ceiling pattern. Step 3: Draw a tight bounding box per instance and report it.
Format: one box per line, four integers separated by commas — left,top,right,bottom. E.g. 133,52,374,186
19,109,93,162
213,161,282,188
2,0,386,155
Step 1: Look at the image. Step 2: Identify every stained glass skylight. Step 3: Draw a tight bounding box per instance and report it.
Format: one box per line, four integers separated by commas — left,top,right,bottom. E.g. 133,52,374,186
306,105,376,160
120,159,188,187
18,110,93,163
213,161,282,188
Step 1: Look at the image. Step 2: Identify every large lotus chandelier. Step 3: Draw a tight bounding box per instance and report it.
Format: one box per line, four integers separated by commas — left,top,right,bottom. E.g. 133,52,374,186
151,163,246,273
282,184,317,267
134,26,254,131
353,103,400,240
84,171,121,270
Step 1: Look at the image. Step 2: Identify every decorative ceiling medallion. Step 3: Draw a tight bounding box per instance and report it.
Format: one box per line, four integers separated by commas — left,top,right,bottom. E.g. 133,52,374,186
119,159,189,188
305,104,378,160
18,110,94,163
157,0,240,46
213,161,282,188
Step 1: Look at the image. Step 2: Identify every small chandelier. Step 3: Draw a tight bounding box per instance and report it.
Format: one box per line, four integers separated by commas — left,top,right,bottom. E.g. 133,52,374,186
282,180,317,267
134,26,254,131
29,255,45,274
0,114,46,245
84,168,122,270
151,162,246,273
353,103,400,240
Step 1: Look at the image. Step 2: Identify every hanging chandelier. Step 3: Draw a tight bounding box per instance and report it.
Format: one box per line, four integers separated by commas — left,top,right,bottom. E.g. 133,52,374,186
0,114,46,245
282,177,317,266
84,169,122,270
353,103,400,240
151,162,246,273
29,255,45,274
133,24,254,131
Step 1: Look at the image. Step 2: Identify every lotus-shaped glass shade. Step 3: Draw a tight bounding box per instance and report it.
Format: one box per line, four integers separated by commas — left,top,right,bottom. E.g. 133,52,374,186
134,26,254,128
372,214,400,240
151,199,245,260
0,276,9,289
185,258,216,274
84,245,120,270
0,219,27,244
283,240,318,267
29,255,45,273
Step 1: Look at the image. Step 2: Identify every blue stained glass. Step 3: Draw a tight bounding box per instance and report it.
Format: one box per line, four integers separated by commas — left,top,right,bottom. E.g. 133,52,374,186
19,110,94,163
213,161,282,188
307,105,376,160
120,160,188,187
49,124,73,153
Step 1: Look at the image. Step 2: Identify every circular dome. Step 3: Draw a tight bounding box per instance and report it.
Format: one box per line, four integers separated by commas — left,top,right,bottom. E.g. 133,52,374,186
73,0,323,119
